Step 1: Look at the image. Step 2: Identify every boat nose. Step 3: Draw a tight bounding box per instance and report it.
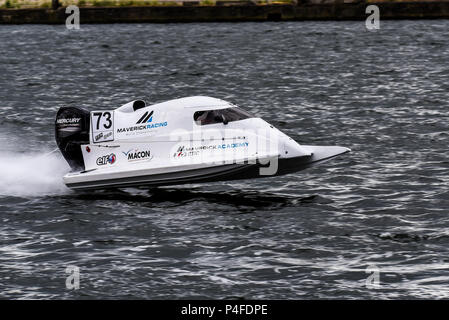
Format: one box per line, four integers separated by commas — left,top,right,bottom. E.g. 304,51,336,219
332,146,351,154
298,145,351,161
281,137,313,158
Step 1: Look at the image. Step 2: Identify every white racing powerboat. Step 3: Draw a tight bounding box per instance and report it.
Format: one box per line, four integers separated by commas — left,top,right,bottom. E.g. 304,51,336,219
55,96,350,190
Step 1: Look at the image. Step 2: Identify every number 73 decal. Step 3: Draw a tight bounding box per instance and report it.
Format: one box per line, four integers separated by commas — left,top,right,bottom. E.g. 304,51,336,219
91,111,114,143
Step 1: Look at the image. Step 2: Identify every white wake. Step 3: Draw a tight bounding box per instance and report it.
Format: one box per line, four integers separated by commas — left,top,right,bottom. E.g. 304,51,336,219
0,150,71,197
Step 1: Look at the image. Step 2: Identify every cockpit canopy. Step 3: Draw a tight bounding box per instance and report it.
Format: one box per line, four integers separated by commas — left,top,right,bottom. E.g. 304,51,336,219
193,107,253,126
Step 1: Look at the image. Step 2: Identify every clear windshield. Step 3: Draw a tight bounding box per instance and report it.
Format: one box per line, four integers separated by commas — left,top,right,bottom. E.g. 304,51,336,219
193,107,253,125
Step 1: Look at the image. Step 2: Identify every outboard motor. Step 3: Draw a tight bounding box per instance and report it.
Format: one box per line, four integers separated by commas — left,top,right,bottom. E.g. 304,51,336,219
55,106,90,171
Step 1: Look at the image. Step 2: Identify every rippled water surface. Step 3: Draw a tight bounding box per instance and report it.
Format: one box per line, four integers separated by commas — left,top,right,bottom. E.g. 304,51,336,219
0,21,449,299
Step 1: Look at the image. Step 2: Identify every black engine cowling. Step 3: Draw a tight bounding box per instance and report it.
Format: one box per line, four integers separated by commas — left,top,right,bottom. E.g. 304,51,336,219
55,106,90,171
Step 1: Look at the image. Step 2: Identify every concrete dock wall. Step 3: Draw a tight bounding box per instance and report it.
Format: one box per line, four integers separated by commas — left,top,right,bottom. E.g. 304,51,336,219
1,2,449,24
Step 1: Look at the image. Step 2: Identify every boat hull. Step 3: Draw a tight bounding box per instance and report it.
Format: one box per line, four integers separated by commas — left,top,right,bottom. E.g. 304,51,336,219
64,145,349,191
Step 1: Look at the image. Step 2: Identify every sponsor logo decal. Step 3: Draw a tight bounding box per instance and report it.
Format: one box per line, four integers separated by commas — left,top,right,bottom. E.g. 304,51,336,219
122,149,152,162
96,153,116,166
104,131,113,139
94,131,113,142
117,111,167,134
86,146,91,153
117,122,167,134
174,142,249,158
136,110,154,124
174,146,200,158
57,118,81,125
94,132,103,142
